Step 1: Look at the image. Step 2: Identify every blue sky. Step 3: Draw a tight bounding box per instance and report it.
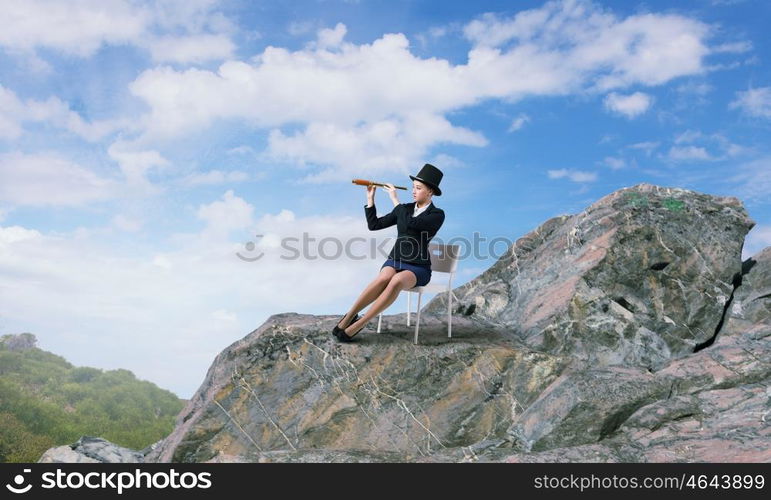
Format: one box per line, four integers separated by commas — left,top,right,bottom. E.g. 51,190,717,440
1,0,769,399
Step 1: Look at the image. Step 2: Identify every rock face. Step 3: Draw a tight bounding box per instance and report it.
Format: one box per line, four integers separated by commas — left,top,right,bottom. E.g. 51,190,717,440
144,314,569,462
38,183,770,463
38,436,149,463
423,183,753,370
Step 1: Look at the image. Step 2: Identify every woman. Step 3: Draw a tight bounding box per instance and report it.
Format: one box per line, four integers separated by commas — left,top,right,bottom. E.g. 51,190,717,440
333,163,445,342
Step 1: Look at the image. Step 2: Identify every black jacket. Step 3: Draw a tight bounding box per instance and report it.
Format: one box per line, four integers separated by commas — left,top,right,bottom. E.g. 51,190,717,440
364,201,445,268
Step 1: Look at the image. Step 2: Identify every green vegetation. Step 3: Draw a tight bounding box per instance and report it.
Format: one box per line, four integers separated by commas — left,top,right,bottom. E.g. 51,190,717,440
0,334,185,463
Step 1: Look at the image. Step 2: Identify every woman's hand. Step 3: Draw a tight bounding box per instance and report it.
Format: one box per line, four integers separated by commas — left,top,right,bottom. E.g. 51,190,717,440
384,183,399,207
366,184,376,205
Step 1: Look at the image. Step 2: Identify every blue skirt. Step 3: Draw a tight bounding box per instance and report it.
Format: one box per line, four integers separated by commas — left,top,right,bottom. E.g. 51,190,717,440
381,258,432,287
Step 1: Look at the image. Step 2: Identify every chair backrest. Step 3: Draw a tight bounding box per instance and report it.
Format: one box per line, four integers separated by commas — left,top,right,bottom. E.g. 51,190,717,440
428,243,460,274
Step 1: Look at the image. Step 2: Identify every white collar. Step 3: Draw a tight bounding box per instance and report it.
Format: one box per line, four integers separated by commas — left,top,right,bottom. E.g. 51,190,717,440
413,201,431,214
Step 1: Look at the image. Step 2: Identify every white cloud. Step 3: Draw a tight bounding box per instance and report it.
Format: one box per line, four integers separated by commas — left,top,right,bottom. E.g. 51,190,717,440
603,91,653,118
0,225,42,244
627,141,659,156
602,156,625,170
128,34,484,138
667,145,713,161
666,129,748,162
0,84,123,141
547,168,597,182
264,112,487,181
729,86,771,118
196,189,255,239
0,152,117,207
508,113,530,132
429,26,449,38
710,133,749,157
0,0,148,57
227,145,257,156
463,8,551,48
107,141,169,192
710,41,752,54
147,33,234,63
0,0,235,64
127,1,716,180
462,0,711,91
313,22,347,50
674,129,703,144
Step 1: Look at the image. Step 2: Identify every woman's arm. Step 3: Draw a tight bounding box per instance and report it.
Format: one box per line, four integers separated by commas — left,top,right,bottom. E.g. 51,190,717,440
383,183,400,207
364,203,399,230
363,184,398,230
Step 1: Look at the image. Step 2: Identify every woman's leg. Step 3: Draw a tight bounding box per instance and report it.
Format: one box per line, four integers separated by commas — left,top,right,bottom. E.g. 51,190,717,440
342,270,417,337
337,266,397,329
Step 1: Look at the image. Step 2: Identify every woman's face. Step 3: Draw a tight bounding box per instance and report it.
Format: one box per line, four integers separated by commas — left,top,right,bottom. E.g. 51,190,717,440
412,180,433,204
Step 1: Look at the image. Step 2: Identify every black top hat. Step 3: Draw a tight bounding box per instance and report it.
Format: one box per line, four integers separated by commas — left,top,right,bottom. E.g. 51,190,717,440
409,163,443,196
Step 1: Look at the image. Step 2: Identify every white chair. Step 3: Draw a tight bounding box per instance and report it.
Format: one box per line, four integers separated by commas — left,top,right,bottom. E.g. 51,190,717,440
377,243,461,344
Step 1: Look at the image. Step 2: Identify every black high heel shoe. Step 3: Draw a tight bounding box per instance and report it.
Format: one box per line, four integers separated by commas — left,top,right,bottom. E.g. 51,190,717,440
332,313,360,337
335,322,365,342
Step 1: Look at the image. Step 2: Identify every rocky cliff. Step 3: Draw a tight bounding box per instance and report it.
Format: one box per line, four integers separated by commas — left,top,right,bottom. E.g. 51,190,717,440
39,183,770,463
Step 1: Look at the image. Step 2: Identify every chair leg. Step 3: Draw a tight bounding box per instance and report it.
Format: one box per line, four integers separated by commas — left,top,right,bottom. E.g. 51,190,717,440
377,312,382,333
407,291,411,326
446,273,455,339
448,288,452,338
414,292,422,344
